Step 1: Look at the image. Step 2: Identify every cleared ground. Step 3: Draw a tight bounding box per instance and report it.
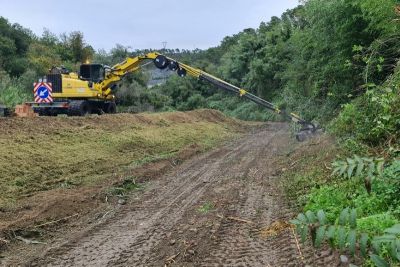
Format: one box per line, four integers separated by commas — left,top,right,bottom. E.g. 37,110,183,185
0,110,243,236
0,110,336,266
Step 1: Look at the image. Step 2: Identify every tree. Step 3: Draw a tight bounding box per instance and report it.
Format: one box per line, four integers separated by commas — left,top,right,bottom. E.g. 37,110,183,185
0,17,32,76
28,42,62,75
58,31,94,63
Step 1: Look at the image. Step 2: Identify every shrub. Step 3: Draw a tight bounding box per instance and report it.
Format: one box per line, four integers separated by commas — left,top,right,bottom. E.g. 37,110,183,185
331,65,400,147
0,71,32,107
177,93,206,111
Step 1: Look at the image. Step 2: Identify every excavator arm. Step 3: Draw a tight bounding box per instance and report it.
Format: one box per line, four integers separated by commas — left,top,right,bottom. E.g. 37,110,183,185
98,52,319,140
175,60,313,128
96,53,158,96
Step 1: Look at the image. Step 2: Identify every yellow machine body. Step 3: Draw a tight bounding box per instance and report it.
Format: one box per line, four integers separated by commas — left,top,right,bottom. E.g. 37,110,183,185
53,74,97,99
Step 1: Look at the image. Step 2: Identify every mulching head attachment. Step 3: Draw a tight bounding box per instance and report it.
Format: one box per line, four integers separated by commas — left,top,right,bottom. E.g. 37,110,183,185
295,122,323,142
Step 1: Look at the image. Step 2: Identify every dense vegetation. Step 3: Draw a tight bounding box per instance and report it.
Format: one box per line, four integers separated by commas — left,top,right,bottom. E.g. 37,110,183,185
1,0,400,264
140,0,399,127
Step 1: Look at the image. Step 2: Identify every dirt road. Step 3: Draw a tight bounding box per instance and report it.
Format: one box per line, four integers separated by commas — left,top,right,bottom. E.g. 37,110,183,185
25,123,335,266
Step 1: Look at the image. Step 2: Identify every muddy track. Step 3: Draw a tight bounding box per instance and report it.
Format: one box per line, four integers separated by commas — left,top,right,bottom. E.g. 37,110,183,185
28,123,336,267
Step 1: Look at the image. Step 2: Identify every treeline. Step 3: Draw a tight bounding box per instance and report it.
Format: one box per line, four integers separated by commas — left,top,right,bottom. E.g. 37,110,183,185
0,16,99,106
154,0,400,125
0,18,97,76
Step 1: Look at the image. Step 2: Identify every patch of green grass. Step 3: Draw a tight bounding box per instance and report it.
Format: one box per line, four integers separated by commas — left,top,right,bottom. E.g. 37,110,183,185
198,201,214,213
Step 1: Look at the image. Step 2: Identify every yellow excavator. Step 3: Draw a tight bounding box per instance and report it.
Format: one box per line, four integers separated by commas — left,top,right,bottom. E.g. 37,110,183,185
29,52,319,141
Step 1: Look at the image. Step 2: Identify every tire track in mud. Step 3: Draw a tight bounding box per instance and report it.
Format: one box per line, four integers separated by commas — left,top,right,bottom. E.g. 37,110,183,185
30,123,337,267
200,125,300,267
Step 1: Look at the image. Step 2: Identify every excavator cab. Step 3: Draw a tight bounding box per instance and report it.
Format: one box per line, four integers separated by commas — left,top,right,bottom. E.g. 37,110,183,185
79,64,105,83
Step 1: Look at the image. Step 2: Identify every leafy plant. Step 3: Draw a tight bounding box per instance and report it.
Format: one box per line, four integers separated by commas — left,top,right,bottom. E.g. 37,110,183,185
304,184,351,222
332,155,384,179
375,160,400,217
0,71,32,107
198,201,214,213
331,71,400,148
108,177,143,196
332,155,384,193
357,213,399,235
291,208,400,266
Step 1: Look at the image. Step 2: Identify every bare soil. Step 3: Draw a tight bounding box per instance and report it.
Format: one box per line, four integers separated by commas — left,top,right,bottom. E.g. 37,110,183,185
1,121,337,266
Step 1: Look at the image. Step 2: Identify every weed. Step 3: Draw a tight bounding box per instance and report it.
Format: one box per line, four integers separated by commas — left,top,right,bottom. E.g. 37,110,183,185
332,155,384,194
332,155,384,181
330,73,400,148
357,213,399,235
14,179,26,187
198,202,214,213
290,154,400,266
283,171,327,210
304,183,352,222
108,177,144,196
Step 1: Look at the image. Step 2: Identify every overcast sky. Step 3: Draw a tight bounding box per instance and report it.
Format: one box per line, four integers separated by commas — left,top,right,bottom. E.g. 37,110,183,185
0,0,299,51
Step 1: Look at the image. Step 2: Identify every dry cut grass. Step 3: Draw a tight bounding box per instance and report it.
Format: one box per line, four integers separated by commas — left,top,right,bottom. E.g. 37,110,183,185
0,109,245,208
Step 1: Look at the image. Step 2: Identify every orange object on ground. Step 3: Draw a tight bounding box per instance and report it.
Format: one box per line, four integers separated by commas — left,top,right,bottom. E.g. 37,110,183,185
14,104,37,117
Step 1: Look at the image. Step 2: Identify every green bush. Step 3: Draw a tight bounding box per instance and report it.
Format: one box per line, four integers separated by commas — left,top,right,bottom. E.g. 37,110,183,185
0,71,32,107
353,191,389,217
331,65,400,147
177,93,206,111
